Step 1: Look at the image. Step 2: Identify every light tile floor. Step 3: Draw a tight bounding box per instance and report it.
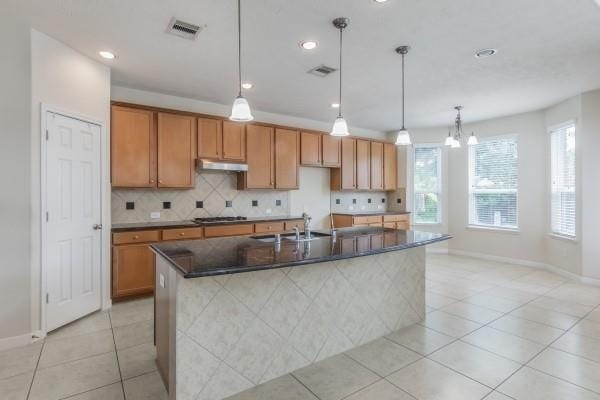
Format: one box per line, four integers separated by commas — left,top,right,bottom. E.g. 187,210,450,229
2,254,600,400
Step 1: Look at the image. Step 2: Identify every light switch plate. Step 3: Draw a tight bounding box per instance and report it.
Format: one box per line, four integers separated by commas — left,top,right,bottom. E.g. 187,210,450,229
159,273,165,288
150,212,160,219
377,205,383,209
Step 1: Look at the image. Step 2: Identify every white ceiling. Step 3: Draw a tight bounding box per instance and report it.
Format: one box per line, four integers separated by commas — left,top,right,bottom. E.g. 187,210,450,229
14,0,600,131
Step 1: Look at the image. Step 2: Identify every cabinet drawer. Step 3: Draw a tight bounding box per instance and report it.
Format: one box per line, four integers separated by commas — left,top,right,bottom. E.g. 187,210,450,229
353,216,382,225
204,224,254,238
383,222,397,229
113,230,161,245
254,222,285,234
284,220,303,231
162,227,203,241
383,214,409,222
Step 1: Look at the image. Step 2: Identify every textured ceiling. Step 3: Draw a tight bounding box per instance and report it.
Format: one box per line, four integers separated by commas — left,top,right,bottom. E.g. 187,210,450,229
12,0,600,131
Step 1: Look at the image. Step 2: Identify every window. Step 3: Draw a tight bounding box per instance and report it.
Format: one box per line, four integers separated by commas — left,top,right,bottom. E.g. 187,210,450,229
550,123,576,237
413,145,442,224
469,135,518,229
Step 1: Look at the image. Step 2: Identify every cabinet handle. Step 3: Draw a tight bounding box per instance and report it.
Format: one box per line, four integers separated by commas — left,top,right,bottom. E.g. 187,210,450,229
133,235,140,240
150,179,155,184
268,226,272,230
180,232,185,236
159,180,163,184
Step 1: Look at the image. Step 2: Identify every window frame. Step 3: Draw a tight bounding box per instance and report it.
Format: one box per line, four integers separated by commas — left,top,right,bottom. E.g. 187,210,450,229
412,143,443,225
467,134,519,231
548,121,577,240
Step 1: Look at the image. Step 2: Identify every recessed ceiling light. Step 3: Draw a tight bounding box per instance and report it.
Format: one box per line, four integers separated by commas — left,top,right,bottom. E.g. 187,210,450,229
475,48,497,58
331,103,340,108
374,0,389,3
299,41,318,50
99,51,116,59
241,82,253,89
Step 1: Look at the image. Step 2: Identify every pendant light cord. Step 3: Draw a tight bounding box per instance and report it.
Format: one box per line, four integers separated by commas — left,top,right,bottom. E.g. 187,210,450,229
401,52,405,129
237,0,242,97
338,27,343,118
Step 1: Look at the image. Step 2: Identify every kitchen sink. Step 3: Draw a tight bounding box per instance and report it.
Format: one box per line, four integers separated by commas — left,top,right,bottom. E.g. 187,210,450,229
252,232,331,243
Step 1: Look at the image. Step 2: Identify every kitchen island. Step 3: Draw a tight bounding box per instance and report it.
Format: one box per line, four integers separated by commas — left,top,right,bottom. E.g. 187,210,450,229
151,227,449,400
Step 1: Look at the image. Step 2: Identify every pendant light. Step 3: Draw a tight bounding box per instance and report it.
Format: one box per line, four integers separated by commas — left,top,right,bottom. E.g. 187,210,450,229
229,0,254,122
467,131,478,146
395,46,411,146
444,128,454,146
330,18,350,137
446,106,477,148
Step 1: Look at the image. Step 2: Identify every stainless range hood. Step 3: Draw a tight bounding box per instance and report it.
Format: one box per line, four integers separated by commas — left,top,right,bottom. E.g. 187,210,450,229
197,159,248,172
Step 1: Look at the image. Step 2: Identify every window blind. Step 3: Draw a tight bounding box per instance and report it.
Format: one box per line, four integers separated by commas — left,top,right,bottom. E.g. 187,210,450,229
550,124,576,237
414,145,441,224
469,136,518,229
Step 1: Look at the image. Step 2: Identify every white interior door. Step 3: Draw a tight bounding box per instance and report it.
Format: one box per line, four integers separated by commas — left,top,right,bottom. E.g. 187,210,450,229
44,111,102,332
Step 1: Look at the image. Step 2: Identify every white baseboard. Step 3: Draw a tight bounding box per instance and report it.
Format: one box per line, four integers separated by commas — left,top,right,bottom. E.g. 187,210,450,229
426,248,449,255
0,332,44,351
443,249,600,287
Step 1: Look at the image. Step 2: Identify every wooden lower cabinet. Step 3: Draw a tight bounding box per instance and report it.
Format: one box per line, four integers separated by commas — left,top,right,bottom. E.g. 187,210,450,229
332,213,410,230
112,243,155,299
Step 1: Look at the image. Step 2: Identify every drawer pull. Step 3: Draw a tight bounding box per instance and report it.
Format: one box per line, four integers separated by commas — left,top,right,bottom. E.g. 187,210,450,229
180,232,185,236
133,235,140,239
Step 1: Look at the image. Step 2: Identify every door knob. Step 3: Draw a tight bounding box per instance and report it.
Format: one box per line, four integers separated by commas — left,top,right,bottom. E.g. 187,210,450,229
93,224,103,230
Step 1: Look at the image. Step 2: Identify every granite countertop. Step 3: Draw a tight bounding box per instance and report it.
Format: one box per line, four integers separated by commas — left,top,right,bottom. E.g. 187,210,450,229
151,227,450,278
331,211,411,216
111,215,304,232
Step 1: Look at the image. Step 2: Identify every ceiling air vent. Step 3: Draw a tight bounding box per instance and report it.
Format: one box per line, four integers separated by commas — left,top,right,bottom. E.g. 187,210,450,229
167,18,201,40
308,65,337,77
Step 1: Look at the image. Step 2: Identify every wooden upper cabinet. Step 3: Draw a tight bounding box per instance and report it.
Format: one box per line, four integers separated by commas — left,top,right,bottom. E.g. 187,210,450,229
370,141,384,190
222,121,246,161
384,142,398,191
111,105,156,187
275,128,299,189
331,137,356,190
239,125,274,189
197,118,222,160
322,134,341,167
356,139,371,190
157,112,196,188
300,131,321,166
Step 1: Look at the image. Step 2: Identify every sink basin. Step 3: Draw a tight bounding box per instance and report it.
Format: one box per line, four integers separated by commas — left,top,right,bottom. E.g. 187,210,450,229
252,232,331,243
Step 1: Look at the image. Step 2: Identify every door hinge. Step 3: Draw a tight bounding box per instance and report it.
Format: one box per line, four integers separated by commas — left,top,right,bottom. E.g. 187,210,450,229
46,293,49,304
46,129,49,140
46,212,49,222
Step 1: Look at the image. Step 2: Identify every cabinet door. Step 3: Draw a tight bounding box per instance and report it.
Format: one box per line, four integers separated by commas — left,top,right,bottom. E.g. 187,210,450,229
300,131,321,166
222,121,246,161
322,134,341,167
356,139,371,190
157,113,196,188
244,125,274,189
112,244,155,298
340,138,357,189
111,105,156,187
370,141,384,190
275,128,299,189
197,117,222,159
384,143,398,191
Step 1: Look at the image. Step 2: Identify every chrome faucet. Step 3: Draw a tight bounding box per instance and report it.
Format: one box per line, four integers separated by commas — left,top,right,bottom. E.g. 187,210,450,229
293,227,301,240
302,212,312,240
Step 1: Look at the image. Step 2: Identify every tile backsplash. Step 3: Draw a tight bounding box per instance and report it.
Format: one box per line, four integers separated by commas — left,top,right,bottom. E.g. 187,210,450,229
330,189,407,213
111,171,290,224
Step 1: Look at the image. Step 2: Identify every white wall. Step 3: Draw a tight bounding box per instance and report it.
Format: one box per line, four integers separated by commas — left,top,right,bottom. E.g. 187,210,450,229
30,30,111,334
0,7,32,344
289,168,331,230
580,90,600,280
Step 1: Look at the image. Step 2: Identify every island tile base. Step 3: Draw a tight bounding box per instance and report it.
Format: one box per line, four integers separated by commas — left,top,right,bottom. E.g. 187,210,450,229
166,246,425,400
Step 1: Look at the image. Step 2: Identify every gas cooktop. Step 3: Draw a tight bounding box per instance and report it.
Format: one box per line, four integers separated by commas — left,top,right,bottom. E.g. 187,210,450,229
192,216,248,224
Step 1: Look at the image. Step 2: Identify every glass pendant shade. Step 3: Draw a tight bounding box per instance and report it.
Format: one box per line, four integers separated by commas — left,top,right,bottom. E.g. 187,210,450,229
451,137,461,148
395,128,411,145
331,116,350,137
467,133,478,146
444,134,454,146
229,96,254,122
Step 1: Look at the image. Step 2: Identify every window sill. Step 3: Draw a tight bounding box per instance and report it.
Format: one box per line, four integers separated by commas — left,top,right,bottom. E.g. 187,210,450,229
466,225,520,235
413,223,443,227
548,233,578,243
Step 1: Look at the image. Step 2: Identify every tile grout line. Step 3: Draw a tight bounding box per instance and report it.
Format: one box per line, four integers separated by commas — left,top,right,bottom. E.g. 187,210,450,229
108,311,127,400
289,372,324,400
25,338,45,400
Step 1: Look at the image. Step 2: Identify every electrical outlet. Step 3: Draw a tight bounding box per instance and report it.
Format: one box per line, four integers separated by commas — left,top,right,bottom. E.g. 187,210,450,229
150,212,160,219
377,205,383,210
159,273,165,288
265,208,272,214
349,205,354,211
360,205,366,210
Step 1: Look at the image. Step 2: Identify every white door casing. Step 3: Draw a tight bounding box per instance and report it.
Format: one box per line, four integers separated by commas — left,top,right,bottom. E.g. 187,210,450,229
44,111,102,332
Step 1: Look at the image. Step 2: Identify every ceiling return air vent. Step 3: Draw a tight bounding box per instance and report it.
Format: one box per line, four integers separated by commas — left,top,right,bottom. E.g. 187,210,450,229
308,65,337,77
167,17,201,40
